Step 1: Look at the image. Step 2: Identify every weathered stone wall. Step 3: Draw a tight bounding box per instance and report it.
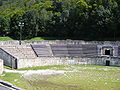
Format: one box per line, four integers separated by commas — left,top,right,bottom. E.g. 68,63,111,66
0,48,17,69
0,59,3,74
97,44,120,58
1,40,120,45
0,40,120,69
17,57,120,69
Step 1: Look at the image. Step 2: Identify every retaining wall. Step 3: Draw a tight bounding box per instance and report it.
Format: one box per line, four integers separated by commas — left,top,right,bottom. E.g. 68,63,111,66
1,40,120,69
0,48,17,69
17,57,120,69
0,59,3,74
1,40,120,45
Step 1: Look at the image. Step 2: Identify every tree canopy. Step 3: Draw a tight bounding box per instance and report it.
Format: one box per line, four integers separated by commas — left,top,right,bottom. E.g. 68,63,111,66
0,0,120,40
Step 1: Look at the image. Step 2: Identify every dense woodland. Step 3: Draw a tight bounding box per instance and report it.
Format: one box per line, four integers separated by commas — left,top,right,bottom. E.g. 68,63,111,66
0,0,120,40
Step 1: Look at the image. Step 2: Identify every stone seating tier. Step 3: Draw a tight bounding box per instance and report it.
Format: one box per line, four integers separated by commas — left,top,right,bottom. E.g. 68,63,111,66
0,45,36,59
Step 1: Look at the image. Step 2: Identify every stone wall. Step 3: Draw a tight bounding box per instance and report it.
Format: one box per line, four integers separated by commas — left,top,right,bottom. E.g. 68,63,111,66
0,59,3,74
0,40,120,69
0,48,17,69
1,40,120,45
17,57,120,69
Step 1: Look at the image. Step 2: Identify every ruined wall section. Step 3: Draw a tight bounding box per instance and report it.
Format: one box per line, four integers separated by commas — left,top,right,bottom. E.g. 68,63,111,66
17,57,120,69
0,48,17,69
1,40,120,45
0,59,3,74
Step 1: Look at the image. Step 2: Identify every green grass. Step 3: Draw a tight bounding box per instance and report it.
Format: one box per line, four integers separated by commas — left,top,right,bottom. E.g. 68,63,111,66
0,37,13,41
26,37,45,40
18,65,120,71
23,65,120,90
2,65,120,90
25,37,67,41
0,36,67,41
1,36,120,41
46,70,120,90
4,66,13,70
0,72,31,90
18,65,67,70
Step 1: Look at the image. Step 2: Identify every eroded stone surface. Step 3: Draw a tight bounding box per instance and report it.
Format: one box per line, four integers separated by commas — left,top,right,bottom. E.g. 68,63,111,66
0,60,3,74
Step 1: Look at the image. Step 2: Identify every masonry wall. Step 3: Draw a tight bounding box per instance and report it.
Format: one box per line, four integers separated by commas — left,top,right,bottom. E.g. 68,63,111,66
17,57,120,69
1,40,120,45
0,48,17,69
1,40,120,69
0,59,3,74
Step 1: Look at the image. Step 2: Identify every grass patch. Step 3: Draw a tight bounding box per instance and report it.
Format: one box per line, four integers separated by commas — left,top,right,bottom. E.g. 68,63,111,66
25,37,67,41
4,66,12,70
18,65,67,70
47,71,120,90
0,72,31,90
1,65,120,90
25,37,45,41
0,37,13,41
23,65,120,90
18,65,120,71
0,36,67,41
1,36,120,41
74,65,120,69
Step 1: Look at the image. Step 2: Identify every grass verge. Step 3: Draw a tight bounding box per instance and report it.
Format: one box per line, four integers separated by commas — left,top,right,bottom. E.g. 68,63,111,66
18,65,120,71
0,37,13,41
26,37,65,41
0,72,30,90
0,37,66,41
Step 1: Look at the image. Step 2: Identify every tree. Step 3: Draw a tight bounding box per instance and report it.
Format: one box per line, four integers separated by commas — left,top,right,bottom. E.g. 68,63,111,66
0,16,9,36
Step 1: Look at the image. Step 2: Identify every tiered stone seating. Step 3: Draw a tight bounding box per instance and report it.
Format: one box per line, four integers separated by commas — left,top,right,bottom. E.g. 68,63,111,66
67,44,83,57
0,44,98,58
31,45,52,56
51,44,97,57
82,44,97,57
0,45,36,59
51,44,69,56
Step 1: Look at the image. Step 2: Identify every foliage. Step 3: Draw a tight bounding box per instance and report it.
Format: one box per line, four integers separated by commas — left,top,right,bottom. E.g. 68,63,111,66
0,0,120,40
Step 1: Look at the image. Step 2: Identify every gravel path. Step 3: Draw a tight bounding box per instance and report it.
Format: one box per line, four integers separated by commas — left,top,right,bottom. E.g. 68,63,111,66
4,66,120,76
4,69,67,76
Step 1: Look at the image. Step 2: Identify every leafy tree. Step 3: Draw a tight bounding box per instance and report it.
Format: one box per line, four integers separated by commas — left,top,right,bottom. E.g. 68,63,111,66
0,0,120,40
0,16,9,36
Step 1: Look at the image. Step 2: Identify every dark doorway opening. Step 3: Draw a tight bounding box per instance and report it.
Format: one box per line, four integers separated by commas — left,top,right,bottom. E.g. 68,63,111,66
105,49,110,55
106,60,110,66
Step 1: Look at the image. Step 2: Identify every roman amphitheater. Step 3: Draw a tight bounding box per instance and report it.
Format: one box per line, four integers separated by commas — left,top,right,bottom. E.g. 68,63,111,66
0,40,120,69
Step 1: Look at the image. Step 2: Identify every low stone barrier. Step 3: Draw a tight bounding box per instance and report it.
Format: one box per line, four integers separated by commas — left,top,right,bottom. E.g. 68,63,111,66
0,40,120,45
0,59,3,74
17,57,120,69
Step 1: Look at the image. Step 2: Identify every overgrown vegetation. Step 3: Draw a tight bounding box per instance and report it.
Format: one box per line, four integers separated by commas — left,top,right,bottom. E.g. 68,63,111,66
0,0,120,40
